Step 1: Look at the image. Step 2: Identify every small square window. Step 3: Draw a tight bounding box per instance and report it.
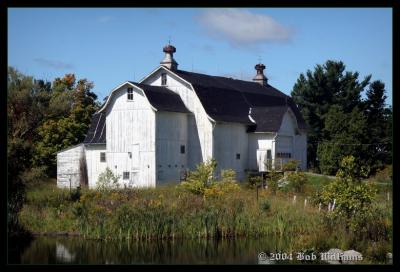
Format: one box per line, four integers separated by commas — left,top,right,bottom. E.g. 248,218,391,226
123,172,130,180
180,145,185,154
100,152,106,162
161,73,167,85
236,153,240,160
127,88,134,101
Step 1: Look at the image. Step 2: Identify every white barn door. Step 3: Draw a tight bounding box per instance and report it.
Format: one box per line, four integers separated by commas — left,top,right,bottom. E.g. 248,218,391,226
130,144,140,187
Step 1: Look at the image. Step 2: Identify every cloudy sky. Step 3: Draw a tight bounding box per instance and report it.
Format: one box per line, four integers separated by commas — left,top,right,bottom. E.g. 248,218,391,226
8,8,392,105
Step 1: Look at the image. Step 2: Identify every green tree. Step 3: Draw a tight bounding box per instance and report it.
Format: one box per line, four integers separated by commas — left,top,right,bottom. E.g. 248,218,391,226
317,105,369,175
33,74,99,175
363,81,392,172
291,60,371,169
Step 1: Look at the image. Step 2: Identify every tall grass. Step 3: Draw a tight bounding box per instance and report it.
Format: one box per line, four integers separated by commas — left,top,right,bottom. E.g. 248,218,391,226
18,175,392,262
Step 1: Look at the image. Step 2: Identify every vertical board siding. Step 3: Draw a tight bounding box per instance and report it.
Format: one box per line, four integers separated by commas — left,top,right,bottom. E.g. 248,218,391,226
85,145,107,188
57,144,84,188
144,71,213,169
105,85,156,187
248,133,275,171
213,123,248,180
155,112,188,184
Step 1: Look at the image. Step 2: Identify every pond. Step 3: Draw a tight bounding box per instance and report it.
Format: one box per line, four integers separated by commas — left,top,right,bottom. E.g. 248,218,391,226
14,235,306,265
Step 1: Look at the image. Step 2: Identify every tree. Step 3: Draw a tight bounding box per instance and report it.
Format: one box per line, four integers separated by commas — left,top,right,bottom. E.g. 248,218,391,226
291,60,371,169
317,105,369,175
362,81,391,173
33,74,99,176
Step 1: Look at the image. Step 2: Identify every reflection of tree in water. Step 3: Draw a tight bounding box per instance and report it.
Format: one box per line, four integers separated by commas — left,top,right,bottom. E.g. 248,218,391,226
20,236,291,264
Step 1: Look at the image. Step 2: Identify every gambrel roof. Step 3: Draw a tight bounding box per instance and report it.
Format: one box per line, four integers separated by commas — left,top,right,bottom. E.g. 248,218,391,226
173,70,307,132
84,82,189,144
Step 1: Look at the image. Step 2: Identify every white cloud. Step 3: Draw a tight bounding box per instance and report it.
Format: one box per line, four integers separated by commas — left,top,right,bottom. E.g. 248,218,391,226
197,9,293,46
34,58,74,70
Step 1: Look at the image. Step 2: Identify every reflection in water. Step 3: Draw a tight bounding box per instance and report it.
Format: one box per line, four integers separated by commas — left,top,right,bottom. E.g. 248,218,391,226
20,236,292,264
56,242,76,262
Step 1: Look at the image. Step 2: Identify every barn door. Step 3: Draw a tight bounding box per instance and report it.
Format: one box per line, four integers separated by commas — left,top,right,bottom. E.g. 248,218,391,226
257,149,267,172
128,144,140,187
130,144,140,170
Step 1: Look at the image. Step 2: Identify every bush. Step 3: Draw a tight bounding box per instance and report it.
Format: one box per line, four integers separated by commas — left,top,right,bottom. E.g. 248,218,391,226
96,167,121,192
266,170,282,194
178,159,217,195
221,169,236,182
314,156,378,232
247,175,263,189
260,199,271,212
20,166,47,186
287,172,307,193
282,160,300,171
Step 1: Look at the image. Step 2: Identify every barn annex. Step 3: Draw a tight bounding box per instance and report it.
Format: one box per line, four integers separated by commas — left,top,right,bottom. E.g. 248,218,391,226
57,44,307,189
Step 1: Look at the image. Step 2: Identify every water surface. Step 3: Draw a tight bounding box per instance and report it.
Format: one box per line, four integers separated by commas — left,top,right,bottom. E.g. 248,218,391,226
18,235,294,264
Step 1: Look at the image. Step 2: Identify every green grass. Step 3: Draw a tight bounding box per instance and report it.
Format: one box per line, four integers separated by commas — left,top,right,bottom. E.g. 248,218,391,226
18,173,392,263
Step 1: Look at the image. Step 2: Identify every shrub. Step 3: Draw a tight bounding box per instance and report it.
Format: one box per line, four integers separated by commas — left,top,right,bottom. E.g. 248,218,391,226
96,167,121,192
266,170,282,194
221,169,236,182
20,166,47,186
260,199,271,212
287,172,307,193
314,156,378,232
282,160,300,171
178,159,217,195
247,175,263,189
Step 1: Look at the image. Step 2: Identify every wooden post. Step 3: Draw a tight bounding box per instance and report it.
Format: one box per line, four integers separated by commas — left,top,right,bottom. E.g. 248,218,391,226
293,195,296,204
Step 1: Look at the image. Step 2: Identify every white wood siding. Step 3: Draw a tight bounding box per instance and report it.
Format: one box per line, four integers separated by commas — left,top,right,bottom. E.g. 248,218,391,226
155,112,188,184
213,123,248,180
277,110,307,169
85,144,107,188
57,144,84,188
142,69,213,169
248,133,276,171
105,85,156,187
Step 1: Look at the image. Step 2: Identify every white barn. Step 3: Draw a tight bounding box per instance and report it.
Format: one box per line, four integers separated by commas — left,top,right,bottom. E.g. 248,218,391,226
57,44,307,189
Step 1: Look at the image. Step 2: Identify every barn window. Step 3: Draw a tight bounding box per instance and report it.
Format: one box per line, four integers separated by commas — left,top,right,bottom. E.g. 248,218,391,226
180,145,185,154
100,152,106,162
123,172,130,180
127,87,134,101
161,73,167,85
236,153,240,160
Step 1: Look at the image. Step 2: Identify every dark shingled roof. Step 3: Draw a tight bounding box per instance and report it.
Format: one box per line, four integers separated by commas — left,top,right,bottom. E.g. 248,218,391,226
83,112,106,144
174,70,307,132
248,106,288,132
132,82,190,113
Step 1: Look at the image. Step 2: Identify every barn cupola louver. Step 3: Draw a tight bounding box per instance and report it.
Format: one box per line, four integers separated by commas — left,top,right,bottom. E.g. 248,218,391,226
253,63,268,86
160,44,178,71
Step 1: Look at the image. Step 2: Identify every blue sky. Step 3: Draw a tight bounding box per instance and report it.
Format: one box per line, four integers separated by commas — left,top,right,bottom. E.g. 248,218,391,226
8,8,392,105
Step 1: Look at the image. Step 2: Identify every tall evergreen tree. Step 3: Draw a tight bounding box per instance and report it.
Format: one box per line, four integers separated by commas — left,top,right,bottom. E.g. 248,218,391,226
291,60,371,170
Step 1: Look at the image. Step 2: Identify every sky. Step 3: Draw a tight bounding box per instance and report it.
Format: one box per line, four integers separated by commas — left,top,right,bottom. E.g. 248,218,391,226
8,8,392,105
